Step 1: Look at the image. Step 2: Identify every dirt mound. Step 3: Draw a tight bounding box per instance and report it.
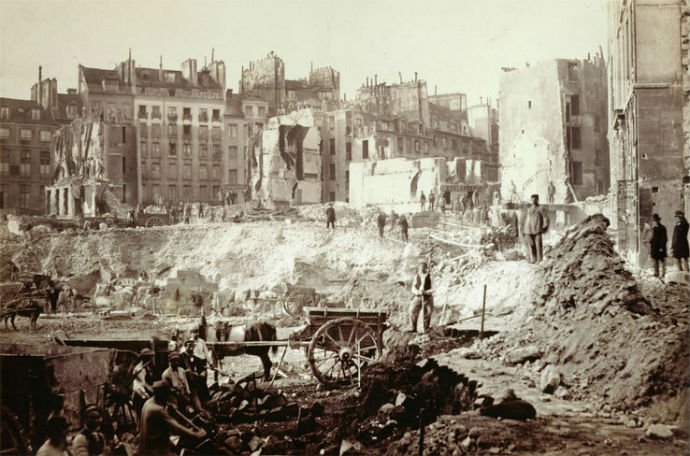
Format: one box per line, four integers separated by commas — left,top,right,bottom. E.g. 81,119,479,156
477,214,689,420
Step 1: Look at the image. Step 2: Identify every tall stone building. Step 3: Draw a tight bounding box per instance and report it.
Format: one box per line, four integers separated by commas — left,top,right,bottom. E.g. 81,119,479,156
468,98,500,182
499,56,609,205
607,0,688,264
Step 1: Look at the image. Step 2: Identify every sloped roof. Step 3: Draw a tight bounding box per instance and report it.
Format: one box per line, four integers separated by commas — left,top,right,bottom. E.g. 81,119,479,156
0,97,54,124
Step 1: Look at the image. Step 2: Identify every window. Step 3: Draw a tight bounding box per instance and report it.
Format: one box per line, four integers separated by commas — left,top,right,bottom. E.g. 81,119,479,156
228,169,238,185
330,164,336,180
152,106,161,119
20,129,32,140
183,143,191,157
452,139,458,150
152,142,161,158
199,108,208,122
122,156,127,174
40,151,50,175
397,137,404,152
0,107,9,119
183,107,192,121
228,124,238,138
245,105,254,117
40,130,51,142
183,185,192,200
151,163,161,179
0,128,9,139
212,109,220,122
183,165,192,180
31,109,40,120
151,124,161,139
346,142,352,161
183,125,191,138
211,127,221,142
199,185,207,201
20,150,31,176
345,170,349,187
213,185,220,200
415,140,420,153
570,95,580,116
169,143,177,156
199,125,208,142
570,127,581,150
141,141,148,157
593,115,600,132
168,185,177,201
330,138,336,155
568,62,578,81
329,192,335,202
19,185,30,208
168,165,178,179
212,144,221,161
200,144,208,159
167,106,177,120
0,150,8,173
258,106,266,118
362,140,369,159
570,161,583,185
138,105,147,119
168,124,177,139
595,148,605,166
228,146,238,160
199,166,208,180
211,166,220,180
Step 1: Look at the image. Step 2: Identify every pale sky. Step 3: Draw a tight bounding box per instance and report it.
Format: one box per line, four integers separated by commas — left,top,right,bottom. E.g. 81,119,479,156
0,0,607,106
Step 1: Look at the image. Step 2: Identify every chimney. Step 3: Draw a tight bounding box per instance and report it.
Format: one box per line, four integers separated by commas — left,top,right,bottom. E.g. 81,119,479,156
374,74,378,86
398,72,403,84
366,77,369,88
414,72,418,82
38,66,42,105
159,55,163,81
211,48,215,62
434,85,437,96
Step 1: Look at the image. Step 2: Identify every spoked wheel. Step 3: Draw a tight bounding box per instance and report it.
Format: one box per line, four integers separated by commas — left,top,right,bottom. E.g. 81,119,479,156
282,297,303,317
145,216,164,227
307,317,381,388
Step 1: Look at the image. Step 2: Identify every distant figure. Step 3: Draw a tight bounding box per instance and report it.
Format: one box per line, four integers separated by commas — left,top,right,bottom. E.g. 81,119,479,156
198,203,205,219
428,191,436,211
419,191,426,211
326,203,336,230
650,213,667,278
547,181,556,204
399,215,409,243
439,195,446,213
522,194,550,263
410,261,433,333
672,210,689,271
377,211,387,238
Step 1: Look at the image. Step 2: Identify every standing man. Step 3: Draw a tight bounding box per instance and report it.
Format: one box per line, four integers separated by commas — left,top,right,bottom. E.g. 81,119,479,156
419,191,426,211
547,181,556,204
132,348,156,416
376,211,387,238
326,203,336,230
522,194,550,263
399,215,409,243
650,213,668,278
410,262,433,333
428,191,436,211
672,210,689,272
162,352,192,411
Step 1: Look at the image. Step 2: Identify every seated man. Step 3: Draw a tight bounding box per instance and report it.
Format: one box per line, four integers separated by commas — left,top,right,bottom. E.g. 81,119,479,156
139,381,206,456
71,405,108,456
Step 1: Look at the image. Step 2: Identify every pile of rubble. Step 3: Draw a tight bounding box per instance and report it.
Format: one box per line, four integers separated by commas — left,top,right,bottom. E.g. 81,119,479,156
474,214,689,420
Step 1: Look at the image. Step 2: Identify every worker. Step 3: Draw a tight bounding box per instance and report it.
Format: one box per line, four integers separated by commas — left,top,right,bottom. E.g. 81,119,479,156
132,348,156,416
71,405,107,456
419,191,426,211
139,381,207,456
428,191,436,211
326,202,336,230
410,261,433,333
162,352,192,412
188,324,212,407
377,211,387,238
399,215,409,243
650,213,668,278
36,416,69,456
522,194,550,263
547,181,556,204
672,210,689,272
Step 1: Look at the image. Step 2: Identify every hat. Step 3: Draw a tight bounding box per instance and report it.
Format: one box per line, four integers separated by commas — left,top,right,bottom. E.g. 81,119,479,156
153,380,170,391
139,348,154,357
652,213,661,221
168,352,180,361
530,194,539,199
676,210,684,217
84,404,101,418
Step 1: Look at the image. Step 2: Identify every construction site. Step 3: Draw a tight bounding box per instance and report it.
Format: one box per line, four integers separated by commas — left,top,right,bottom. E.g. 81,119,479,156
0,199,688,455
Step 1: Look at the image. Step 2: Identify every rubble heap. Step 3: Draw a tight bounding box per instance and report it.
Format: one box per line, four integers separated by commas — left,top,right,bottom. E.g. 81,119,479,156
476,214,689,420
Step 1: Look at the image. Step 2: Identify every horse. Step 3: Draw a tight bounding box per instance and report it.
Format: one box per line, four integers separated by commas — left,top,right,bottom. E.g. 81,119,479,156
2,300,43,330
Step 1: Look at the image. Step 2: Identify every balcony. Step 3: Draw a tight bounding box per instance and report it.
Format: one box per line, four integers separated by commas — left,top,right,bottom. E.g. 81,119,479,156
138,111,148,120
198,113,208,123
182,113,193,123
167,114,178,122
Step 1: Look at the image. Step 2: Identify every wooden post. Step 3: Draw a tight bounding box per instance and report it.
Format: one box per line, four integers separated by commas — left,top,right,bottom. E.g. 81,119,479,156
480,284,487,339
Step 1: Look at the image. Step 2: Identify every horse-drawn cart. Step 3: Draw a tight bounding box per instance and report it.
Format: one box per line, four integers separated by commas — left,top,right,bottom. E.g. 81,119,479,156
59,306,388,389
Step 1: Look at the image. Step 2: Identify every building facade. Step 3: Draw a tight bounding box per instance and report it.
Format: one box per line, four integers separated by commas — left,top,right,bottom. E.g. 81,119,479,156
499,56,609,205
607,0,689,263
468,98,500,182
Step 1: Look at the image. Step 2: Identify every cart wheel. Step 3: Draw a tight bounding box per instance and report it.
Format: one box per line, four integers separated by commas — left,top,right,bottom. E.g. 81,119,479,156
1,406,30,455
145,216,163,227
307,317,381,388
282,297,303,317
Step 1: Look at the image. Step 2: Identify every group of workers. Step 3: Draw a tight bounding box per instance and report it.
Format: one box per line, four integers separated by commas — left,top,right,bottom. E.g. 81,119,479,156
648,210,690,278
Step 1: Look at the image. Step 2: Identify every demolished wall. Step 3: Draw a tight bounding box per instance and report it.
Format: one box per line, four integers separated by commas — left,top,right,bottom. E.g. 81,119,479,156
251,109,321,209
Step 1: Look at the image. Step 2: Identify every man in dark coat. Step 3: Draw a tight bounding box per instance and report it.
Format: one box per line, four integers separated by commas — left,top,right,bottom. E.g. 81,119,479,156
522,194,550,263
326,203,336,230
410,262,433,332
399,215,409,243
672,210,689,272
377,211,387,238
650,213,668,278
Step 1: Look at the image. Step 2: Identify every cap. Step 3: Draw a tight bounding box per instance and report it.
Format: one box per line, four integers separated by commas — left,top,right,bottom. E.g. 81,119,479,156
168,352,180,361
84,404,101,418
139,348,154,357
676,210,684,217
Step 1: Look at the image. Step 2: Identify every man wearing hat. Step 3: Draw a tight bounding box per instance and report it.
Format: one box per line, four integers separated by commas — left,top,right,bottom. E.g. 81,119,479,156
139,381,206,455
132,348,156,416
650,213,668,278
326,202,336,230
522,194,549,263
410,261,434,332
162,351,191,411
672,210,689,272
71,404,107,456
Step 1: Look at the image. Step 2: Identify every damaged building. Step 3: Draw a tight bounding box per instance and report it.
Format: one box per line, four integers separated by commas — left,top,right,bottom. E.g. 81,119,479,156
46,117,138,217
499,55,609,204
250,109,321,208
607,0,689,265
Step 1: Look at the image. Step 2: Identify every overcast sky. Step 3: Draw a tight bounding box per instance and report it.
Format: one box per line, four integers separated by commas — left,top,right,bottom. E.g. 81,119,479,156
0,0,607,106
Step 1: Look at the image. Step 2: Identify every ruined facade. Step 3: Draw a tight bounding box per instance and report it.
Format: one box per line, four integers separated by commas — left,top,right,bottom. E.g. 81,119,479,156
468,99,500,182
499,56,609,205
47,118,138,217
250,109,321,208
79,54,230,206
607,0,688,264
